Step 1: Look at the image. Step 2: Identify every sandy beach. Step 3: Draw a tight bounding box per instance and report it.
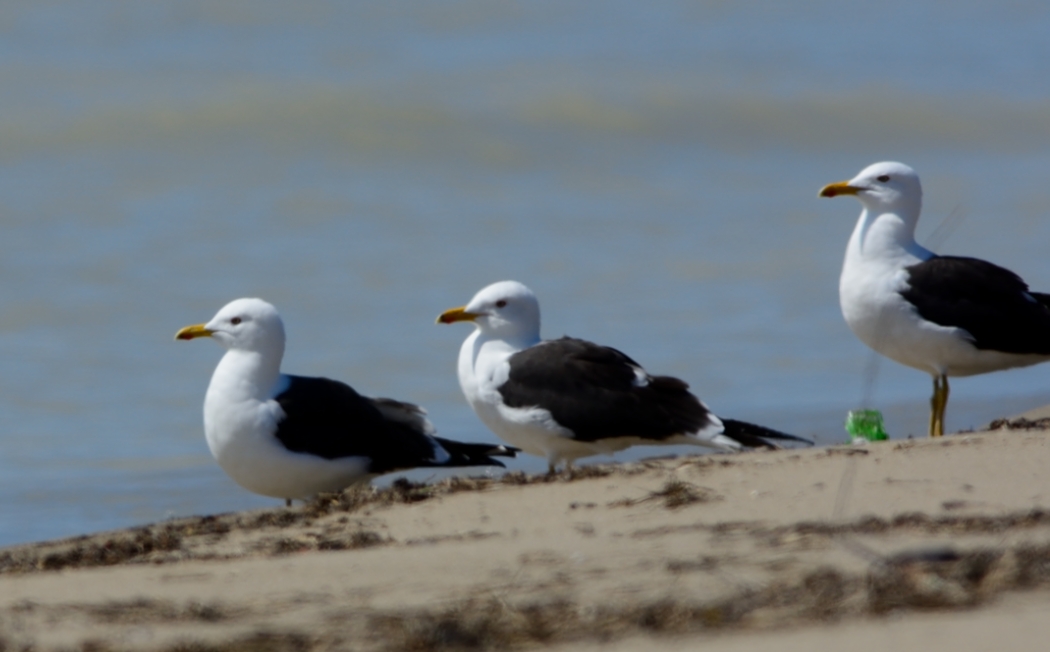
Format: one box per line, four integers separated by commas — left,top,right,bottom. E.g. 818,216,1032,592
2,407,1050,651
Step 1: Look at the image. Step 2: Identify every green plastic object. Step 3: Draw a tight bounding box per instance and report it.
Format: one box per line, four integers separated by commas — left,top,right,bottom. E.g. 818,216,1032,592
845,409,889,442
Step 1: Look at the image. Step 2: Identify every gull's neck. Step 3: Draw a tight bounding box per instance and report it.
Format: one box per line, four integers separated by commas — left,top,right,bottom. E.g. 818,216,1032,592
458,323,541,398
847,205,934,268
467,325,541,368
483,326,541,352
473,312,542,353
207,348,284,403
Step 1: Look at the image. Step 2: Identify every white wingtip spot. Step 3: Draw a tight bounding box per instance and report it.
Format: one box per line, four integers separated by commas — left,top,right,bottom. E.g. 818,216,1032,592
631,365,649,387
430,440,451,465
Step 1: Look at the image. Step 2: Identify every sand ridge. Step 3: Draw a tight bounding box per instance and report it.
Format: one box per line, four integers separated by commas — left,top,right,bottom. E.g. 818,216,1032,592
1,413,1049,650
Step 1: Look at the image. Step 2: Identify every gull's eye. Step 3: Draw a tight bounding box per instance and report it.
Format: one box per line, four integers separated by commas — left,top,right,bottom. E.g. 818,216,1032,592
495,300,507,308
231,317,242,325
877,175,890,182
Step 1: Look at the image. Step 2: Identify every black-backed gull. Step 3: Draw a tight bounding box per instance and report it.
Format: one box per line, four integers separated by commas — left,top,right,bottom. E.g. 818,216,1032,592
176,298,517,503
437,281,810,472
820,161,1050,436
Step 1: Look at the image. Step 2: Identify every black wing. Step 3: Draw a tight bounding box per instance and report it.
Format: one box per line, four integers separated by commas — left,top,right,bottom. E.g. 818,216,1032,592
498,337,718,443
901,255,1050,354
432,437,519,466
272,376,440,468
273,376,514,473
720,418,813,448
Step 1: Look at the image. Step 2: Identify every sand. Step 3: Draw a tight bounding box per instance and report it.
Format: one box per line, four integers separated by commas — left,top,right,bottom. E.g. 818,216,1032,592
2,407,1050,651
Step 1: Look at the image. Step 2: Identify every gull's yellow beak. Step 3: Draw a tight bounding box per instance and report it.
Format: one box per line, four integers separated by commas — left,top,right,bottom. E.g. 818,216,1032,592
436,306,481,324
819,180,862,198
175,324,214,341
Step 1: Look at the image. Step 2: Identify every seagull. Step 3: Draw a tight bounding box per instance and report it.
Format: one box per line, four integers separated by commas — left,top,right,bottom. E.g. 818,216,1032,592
820,161,1050,436
437,281,810,472
176,298,517,504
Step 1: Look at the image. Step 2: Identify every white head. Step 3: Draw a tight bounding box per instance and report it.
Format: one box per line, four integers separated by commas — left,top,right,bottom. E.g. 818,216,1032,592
437,280,541,343
819,161,923,223
175,298,286,359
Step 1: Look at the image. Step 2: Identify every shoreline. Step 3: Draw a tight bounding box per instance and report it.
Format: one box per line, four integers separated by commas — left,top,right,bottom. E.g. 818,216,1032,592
1,410,1049,651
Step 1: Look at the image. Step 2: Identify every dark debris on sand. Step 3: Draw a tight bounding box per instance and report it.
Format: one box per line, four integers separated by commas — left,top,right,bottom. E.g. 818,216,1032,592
107,540,1050,652
987,416,1050,431
0,462,655,575
609,478,721,510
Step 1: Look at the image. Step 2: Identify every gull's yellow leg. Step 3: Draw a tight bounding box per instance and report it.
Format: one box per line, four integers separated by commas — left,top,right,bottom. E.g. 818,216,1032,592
929,375,949,437
936,375,950,437
928,375,939,437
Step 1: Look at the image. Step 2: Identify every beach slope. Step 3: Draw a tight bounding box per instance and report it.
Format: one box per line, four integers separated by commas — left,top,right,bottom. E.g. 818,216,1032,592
2,409,1050,651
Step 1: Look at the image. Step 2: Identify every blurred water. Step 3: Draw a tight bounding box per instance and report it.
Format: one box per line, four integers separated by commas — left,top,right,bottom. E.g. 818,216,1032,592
2,0,1050,546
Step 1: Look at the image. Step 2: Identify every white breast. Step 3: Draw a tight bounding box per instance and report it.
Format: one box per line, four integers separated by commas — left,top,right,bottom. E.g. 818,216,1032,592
203,370,372,499
839,213,1050,377
457,332,578,457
